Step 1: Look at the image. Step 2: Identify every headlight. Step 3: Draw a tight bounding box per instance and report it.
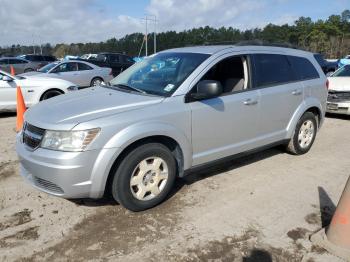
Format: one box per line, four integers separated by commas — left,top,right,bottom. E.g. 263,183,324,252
41,128,100,152
67,86,79,91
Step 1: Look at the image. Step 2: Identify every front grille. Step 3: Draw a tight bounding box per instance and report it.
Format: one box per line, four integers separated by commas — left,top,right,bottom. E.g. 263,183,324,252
23,123,45,150
33,177,64,194
328,91,350,102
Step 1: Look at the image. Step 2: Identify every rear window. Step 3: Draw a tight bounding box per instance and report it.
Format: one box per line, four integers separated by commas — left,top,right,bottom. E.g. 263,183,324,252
288,56,320,80
78,63,93,71
253,54,297,88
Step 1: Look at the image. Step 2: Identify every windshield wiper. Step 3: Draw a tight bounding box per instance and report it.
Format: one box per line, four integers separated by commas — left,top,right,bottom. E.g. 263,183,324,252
112,84,146,94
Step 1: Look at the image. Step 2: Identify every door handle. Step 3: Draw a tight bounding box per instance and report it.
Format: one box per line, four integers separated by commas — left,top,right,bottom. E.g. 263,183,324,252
292,90,302,96
27,90,34,93
243,99,258,106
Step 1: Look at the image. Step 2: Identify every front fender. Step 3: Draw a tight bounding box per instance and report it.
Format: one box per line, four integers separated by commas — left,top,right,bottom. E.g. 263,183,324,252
286,97,324,138
104,121,193,169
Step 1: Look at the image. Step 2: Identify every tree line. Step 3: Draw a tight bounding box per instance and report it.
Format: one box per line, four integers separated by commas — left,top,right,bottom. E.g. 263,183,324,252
1,10,349,59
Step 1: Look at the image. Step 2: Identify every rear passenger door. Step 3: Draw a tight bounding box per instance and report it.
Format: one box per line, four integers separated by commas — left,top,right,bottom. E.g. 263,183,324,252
252,54,303,143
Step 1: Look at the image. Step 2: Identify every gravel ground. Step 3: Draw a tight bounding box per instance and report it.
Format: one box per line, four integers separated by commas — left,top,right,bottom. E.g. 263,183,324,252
0,112,349,262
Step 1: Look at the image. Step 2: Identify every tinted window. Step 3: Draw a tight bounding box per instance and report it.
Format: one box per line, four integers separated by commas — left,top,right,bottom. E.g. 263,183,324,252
332,65,350,77
78,63,93,71
253,54,296,87
44,56,56,62
288,56,319,80
24,55,43,62
9,59,27,64
313,54,326,66
0,59,8,65
96,54,107,62
109,54,120,63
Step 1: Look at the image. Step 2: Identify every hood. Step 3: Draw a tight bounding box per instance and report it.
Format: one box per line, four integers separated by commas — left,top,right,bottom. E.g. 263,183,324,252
17,75,74,87
328,77,350,91
25,87,164,130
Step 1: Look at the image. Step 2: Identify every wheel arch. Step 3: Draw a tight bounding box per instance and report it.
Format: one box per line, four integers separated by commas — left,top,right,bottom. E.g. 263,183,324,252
286,98,324,138
89,122,192,198
39,88,65,101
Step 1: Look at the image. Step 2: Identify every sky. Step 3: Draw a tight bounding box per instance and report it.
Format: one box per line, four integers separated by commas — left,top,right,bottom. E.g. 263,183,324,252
0,0,349,46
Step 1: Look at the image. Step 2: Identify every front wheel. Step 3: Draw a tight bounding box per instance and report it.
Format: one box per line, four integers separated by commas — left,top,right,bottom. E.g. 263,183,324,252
111,143,177,211
286,112,317,155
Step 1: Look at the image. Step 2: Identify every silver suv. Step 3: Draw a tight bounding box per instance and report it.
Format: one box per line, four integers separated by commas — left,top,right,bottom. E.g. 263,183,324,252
16,45,327,211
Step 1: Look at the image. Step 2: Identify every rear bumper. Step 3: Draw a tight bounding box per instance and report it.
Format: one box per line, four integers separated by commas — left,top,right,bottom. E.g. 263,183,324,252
326,101,350,115
16,133,120,199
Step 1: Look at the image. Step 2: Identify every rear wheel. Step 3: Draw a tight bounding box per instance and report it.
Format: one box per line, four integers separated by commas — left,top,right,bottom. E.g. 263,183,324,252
40,89,63,101
90,77,103,86
111,143,177,211
286,112,317,155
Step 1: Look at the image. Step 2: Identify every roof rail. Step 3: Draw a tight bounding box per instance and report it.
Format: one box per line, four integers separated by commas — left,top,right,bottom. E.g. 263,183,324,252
203,39,305,50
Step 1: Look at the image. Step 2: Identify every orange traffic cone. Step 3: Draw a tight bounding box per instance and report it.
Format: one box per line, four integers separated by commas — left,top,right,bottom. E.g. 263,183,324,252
10,65,15,76
16,86,26,132
311,176,350,261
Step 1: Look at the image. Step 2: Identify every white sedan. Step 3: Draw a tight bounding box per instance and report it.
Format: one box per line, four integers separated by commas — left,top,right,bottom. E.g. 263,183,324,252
0,70,78,112
20,60,114,88
327,65,350,115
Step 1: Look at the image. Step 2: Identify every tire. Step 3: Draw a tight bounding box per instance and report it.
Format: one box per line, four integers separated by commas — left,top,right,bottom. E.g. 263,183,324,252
111,143,177,211
90,77,103,86
24,68,34,73
286,112,317,155
40,89,63,101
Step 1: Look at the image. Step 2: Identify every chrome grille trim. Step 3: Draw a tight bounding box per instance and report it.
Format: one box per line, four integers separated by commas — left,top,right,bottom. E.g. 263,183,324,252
328,91,350,102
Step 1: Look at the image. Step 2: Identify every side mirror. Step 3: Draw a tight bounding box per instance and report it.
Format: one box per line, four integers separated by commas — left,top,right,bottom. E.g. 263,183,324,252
188,80,223,102
2,75,13,82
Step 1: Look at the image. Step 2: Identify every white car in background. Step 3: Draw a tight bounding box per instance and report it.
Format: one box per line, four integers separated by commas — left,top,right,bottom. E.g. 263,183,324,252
20,60,114,88
327,64,350,115
0,70,78,112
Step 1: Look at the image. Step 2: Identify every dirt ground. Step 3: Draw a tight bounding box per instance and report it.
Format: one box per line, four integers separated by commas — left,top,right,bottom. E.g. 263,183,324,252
0,112,349,262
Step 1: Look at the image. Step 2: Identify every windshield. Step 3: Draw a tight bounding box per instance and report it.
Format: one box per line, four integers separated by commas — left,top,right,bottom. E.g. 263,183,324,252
332,65,350,77
109,52,210,96
39,62,59,73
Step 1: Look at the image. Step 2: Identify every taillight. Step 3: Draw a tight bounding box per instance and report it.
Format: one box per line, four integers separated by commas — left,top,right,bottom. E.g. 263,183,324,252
326,79,329,90
109,69,113,76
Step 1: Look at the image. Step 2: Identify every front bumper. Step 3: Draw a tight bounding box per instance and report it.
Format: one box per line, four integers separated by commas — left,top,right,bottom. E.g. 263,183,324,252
326,101,350,115
16,133,119,199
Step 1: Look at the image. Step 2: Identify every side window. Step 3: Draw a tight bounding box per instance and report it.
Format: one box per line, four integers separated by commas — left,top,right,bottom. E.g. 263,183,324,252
53,63,78,73
253,54,297,88
9,59,26,64
288,56,320,80
78,63,93,71
195,55,248,94
96,54,107,62
44,56,56,62
109,55,120,63
0,59,8,65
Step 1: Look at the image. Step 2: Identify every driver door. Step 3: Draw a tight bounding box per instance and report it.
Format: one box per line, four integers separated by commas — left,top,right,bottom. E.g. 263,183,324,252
51,62,79,85
188,54,261,166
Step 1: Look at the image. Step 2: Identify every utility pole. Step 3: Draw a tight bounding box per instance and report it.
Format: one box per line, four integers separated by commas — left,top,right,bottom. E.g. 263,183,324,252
32,34,36,54
145,16,148,57
142,15,158,56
